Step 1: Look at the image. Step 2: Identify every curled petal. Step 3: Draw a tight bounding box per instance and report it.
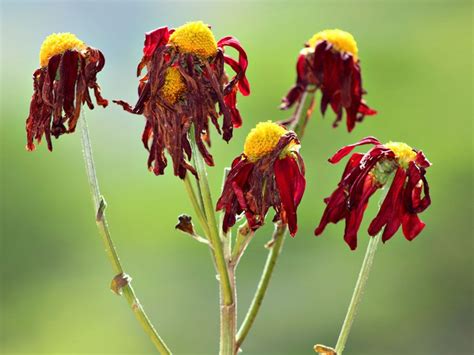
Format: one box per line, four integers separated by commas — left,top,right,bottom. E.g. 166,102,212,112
329,136,381,164
143,26,170,57
218,36,250,96
401,213,425,241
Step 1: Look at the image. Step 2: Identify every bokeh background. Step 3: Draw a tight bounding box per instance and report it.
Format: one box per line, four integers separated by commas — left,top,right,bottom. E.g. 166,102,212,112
1,1,472,354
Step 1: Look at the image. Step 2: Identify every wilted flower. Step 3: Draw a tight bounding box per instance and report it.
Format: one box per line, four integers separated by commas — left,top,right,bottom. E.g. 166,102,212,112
114,21,249,178
26,33,108,151
315,137,431,250
281,29,376,132
216,121,305,236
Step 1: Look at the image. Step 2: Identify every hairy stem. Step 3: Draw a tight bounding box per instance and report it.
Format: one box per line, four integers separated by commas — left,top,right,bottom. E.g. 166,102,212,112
188,136,234,355
333,187,389,354
236,223,287,350
189,139,233,305
334,233,380,354
183,174,210,237
80,114,171,354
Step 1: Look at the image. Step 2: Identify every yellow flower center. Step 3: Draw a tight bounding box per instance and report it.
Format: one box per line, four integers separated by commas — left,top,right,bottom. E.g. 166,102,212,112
169,21,218,58
39,32,86,67
244,121,296,163
160,67,186,105
385,141,417,168
307,29,358,60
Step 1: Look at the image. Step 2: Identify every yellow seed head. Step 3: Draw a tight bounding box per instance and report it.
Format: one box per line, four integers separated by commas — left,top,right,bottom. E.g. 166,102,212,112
39,32,86,67
385,141,417,169
244,121,296,162
169,21,218,58
307,29,358,60
160,67,186,105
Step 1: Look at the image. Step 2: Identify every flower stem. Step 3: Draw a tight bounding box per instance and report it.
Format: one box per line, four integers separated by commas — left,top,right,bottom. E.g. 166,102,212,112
236,223,287,350
333,187,390,355
189,138,233,306
188,134,235,354
287,90,314,138
80,114,171,354
183,174,210,237
334,233,380,354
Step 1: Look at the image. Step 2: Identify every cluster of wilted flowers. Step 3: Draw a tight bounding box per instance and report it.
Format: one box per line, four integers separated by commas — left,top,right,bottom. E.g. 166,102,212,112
26,21,431,355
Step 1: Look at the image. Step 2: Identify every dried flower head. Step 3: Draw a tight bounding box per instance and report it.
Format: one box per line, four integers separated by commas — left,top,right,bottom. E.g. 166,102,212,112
216,121,306,236
114,21,250,178
281,29,376,132
315,137,431,250
26,32,108,151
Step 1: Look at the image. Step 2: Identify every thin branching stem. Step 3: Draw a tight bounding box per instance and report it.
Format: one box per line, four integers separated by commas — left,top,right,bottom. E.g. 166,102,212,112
80,114,171,354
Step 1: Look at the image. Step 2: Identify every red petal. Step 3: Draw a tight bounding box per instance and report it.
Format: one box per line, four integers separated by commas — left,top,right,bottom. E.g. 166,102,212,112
223,87,242,128
415,150,431,168
274,156,306,236
329,136,381,164
218,36,250,96
368,168,406,242
343,176,378,250
143,27,170,57
401,213,425,241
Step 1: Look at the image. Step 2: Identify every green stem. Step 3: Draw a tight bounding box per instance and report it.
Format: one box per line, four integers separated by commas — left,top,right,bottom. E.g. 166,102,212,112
220,267,237,355
188,135,234,355
334,233,380,354
333,187,389,355
80,114,171,354
189,138,233,305
183,174,210,237
236,224,287,350
288,90,314,138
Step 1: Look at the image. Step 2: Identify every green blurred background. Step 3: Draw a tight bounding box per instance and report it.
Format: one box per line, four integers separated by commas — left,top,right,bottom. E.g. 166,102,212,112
1,1,472,354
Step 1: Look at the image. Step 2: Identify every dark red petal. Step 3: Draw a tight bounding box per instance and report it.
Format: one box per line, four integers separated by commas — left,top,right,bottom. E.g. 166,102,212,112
329,136,381,164
368,168,406,241
401,213,425,240
61,50,79,118
343,176,378,250
314,186,347,236
314,153,363,236
415,150,432,168
223,87,242,128
218,36,250,96
143,27,170,57
274,156,306,236
404,162,431,213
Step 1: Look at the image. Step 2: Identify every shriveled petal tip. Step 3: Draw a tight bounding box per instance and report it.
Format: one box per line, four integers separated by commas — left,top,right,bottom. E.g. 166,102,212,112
415,150,432,168
143,26,170,57
328,136,381,164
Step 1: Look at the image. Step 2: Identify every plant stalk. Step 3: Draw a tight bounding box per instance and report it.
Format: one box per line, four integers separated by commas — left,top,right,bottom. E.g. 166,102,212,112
333,233,380,354
333,187,389,354
236,223,287,350
80,114,171,354
189,138,233,306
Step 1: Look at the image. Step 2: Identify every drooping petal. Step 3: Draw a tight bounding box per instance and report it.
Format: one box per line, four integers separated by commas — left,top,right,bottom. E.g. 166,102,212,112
274,156,306,236
218,36,250,96
329,136,381,163
401,213,425,241
368,167,406,242
343,176,378,250
143,26,170,57
314,152,364,236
